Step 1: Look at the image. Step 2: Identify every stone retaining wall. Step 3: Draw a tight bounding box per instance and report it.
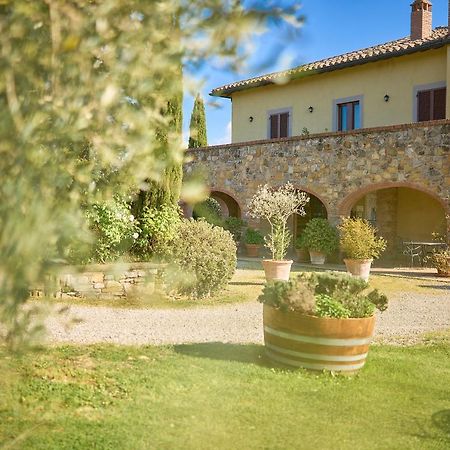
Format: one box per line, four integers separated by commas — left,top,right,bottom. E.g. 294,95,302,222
185,120,450,235
30,263,164,299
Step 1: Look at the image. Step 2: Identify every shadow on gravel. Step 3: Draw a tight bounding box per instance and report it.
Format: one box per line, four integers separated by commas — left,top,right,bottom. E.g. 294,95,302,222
174,342,270,367
418,284,450,291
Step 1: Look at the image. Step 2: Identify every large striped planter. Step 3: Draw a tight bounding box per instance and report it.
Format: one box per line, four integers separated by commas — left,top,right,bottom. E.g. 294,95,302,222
263,305,375,373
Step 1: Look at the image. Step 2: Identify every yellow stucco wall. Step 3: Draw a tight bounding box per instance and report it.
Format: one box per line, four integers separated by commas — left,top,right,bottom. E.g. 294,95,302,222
231,47,448,143
396,188,446,241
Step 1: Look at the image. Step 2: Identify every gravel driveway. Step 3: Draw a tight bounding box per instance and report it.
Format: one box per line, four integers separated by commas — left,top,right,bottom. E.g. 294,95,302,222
46,290,450,346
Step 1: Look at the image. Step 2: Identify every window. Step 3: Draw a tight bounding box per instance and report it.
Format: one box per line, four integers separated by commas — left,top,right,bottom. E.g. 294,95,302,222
333,95,363,132
417,87,446,121
268,109,290,139
337,101,361,131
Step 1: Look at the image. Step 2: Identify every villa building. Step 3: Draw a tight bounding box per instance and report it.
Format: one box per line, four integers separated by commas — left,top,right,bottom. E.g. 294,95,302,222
186,0,450,255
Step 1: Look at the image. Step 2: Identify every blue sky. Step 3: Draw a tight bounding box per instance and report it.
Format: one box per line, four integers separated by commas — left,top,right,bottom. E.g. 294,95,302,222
182,0,448,146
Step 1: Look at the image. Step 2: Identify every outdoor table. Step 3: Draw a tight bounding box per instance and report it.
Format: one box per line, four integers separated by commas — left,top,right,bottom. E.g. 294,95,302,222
402,241,448,267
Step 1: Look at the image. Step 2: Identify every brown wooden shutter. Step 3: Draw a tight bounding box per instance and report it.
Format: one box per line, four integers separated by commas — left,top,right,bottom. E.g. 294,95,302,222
417,90,431,122
433,88,446,120
279,112,289,138
270,114,279,139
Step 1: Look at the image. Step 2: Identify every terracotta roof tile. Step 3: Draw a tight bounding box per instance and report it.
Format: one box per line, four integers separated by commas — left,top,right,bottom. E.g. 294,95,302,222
211,27,449,98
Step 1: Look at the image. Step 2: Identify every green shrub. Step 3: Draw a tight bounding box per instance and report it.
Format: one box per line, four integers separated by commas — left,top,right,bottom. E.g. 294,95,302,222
223,217,247,243
133,204,181,260
244,228,265,245
295,234,307,249
315,294,351,318
258,278,316,315
193,197,223,225
301,218,339,255
425,249,450,274
339,218,387,260
85,197,137,263
259,271,388,318
169,219,236,298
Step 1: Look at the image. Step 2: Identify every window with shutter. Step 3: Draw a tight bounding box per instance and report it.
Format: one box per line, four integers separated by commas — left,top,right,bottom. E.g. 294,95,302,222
433,88,446,120
268,109,291,139
417,86,446,121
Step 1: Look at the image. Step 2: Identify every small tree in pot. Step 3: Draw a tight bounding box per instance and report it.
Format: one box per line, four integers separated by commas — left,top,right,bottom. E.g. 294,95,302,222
248,183,309,281
244,228,265,257
339,218,387,281
301,218,339,264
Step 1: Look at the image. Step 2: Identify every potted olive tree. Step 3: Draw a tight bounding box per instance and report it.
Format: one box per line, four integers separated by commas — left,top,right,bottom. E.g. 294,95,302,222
339,217,387,281
259,272,388,373
301,218,339,264
248,183,309,281
244,228,265,257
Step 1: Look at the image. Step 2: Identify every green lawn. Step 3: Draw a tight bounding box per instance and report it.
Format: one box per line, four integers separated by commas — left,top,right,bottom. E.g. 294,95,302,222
1,336,450,449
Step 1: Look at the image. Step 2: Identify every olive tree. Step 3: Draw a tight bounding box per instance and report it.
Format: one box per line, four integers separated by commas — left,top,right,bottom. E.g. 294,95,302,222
0,0,302,347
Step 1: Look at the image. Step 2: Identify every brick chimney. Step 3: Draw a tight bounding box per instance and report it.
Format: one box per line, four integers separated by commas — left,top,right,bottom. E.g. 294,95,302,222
410,0,432,40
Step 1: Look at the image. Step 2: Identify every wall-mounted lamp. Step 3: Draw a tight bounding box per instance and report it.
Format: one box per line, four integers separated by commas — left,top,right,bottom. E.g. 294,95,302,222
249,116,254,122
308,106,314,113
384,94,390,102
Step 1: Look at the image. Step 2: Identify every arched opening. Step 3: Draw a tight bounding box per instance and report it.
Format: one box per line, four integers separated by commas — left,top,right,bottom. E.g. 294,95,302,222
210,190,242,218
342,185,448,261
294,191,328,239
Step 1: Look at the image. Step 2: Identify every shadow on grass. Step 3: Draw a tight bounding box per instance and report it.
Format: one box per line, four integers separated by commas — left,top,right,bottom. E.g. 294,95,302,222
174,342,271,368
229,281,264,286
432,410,450,435
418,284,450,291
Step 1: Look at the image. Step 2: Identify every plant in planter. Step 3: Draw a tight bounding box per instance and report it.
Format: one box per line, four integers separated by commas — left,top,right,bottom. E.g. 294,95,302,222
301,218,339,264
247,183,309,281
339,218,387,281
426,249,450,277
259,272,388,373
244,228,265,257
294,235,309,263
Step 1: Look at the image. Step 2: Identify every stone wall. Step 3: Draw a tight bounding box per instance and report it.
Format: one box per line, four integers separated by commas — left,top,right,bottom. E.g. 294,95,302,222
185,120,450,237
30,263,164,300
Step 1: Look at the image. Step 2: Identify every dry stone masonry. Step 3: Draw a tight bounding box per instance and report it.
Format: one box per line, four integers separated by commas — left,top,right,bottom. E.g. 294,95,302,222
185,120,450,235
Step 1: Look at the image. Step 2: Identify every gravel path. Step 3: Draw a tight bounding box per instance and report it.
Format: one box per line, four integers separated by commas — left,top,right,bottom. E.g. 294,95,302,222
46,291,450,346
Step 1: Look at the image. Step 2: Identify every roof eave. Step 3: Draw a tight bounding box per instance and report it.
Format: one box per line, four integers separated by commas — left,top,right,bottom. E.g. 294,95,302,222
210,38,450,99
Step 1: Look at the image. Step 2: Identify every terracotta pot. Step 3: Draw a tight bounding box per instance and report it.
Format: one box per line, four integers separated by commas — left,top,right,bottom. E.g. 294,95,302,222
437,269,450,277
309,250,326,265
263,304,375,373
262,259,293,282
295,248,309,263
245,243,261,258
344,258,373,282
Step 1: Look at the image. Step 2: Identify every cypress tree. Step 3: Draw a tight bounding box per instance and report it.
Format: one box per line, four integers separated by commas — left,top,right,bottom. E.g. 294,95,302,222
133,12,183,216
188,94,207,148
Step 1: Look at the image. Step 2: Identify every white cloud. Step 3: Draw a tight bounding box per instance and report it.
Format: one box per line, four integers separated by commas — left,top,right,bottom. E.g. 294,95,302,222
211,121,232,146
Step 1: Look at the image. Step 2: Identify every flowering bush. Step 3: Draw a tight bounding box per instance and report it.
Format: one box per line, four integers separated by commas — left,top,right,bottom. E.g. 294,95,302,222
86,197,138,263
247,183,309,260
339,218,386,260
169,219,236,298
133,204,181,260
